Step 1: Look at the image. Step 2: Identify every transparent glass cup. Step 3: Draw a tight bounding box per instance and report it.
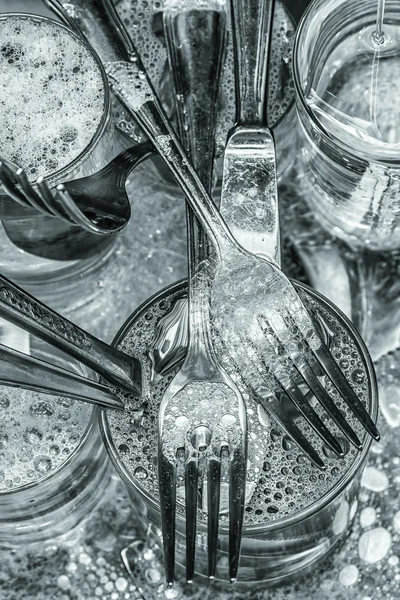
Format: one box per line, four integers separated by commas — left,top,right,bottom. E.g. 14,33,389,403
294,0,400,251
101,280,378,588
0,12,117,290
0,337,113,548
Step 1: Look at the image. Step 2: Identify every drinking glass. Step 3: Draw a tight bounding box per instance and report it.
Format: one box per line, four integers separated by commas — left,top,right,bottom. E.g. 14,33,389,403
294,0,400,251
0,11,117,293
0,336,113,548
101,280,378,587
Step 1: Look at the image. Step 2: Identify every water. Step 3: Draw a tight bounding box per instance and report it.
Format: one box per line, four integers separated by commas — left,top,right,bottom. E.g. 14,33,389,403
305,23,400,157
107,283,373,527
0,14,105,182
0,385,91,491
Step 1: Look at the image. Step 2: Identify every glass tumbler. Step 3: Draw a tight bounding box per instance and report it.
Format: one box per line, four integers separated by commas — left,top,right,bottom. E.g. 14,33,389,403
294,0,400,251
0,337,113,548
0,11,117,291
101,280,378,588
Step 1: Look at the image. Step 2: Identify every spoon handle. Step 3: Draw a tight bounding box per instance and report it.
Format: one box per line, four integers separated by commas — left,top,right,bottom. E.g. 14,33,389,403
0,343,123,411
0,275,141,394
163,0,227,191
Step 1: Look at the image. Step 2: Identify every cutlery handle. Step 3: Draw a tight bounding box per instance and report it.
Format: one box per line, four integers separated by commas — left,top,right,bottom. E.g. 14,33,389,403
163,1,227,191
108,61,235,255
0,343,123,411
0,275,141,394
230,0,275,124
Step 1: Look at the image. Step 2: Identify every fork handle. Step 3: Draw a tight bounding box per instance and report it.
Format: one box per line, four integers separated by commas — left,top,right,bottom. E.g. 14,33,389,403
108,62,236,255
0,275,141,394
230,0,275,125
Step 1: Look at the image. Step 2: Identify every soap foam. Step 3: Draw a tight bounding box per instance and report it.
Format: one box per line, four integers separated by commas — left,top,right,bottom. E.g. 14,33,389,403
0,387,91,492
0,15,105,182
107,285,371,526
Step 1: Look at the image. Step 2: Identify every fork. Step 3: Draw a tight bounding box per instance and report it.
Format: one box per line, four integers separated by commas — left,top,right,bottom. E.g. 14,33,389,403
159,0,246,585
217,0,372,463
0,142,154,235
105,6,379,468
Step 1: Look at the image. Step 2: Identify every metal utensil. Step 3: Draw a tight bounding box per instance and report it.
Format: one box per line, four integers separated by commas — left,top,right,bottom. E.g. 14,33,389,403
159,0,247,586
0,142,154,235
217,0,376,463
0,342,123,411
0,274,141,394
104,3,379,470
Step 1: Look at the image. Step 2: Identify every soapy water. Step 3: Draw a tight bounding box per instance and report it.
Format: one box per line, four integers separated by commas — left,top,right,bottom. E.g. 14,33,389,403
107,284,372,526
115,0,294,147
305,23,400,156
0,15,105,182
0,386,91,492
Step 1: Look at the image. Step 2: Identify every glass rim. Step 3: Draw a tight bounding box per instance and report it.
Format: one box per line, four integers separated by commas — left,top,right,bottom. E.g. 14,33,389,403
293,0,400,164
0,12,111,187
101,278,378,535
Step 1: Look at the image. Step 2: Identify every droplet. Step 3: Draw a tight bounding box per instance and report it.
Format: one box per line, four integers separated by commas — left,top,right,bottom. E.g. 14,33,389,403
145,568,162,583
0,396,10,409
133,466,148,480
0,432,8,448
352,369,365,384
393,511,400,532
361,466,389,492
49,444,60,456
360,507,376,528
118,443,130,455
30,399,54,417
34,455,52,475
115,577,128,592
23,427,43,444
57,397,74,408
282,435,294,451
57,575,70,590
359,527,392,563
270,428,281,442
339,564,359,586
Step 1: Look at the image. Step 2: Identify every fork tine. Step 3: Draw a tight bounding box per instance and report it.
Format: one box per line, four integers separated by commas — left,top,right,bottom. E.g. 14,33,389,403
229,444,246,583
274,370,344,457
295,359,362,450
207,456,221,580
36,177,73,223
257,393,326,469
227,333,326,468
312,341,380,441
56,185,112,234
185,457,199,584
15,168,49,215
257,314,362,450
158,452,177,588
0,162,31,207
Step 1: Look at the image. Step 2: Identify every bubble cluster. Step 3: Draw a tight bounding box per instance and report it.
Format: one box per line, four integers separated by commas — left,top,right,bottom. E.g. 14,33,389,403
0,387,91,491
107,284,372,526
0,15,105,182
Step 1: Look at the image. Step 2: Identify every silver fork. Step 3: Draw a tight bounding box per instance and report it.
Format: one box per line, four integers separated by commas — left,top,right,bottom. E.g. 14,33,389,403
160,0,247,586
217,0,376,465
105,7,379,470
0,142,154,235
